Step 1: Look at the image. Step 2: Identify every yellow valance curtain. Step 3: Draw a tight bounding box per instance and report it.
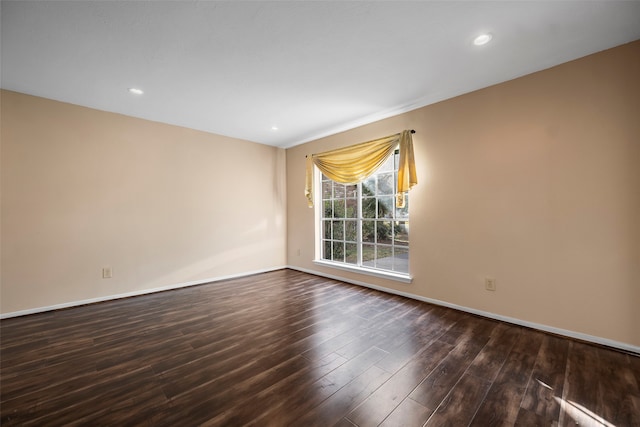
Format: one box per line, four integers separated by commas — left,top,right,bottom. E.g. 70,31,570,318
305,129,417,208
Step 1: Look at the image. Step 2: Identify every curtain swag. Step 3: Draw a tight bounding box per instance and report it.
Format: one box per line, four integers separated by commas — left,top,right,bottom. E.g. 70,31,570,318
305,129,417,208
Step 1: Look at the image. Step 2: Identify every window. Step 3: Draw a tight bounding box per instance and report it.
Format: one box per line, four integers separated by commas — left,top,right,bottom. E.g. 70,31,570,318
319,149,409,277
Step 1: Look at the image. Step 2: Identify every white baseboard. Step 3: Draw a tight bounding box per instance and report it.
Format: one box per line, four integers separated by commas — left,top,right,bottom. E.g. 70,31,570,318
287,265,640,355
0,266,286,319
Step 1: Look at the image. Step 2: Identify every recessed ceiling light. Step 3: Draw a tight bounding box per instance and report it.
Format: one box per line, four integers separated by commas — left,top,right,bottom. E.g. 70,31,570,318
271,126,279,131
473,33,493,46
128,87,144,95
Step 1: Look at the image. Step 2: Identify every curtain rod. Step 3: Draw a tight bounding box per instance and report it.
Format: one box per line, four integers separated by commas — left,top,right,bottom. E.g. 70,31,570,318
305,130,415,157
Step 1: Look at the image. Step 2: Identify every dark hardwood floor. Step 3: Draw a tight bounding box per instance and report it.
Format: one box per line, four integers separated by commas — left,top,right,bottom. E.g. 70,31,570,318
1,269,638,426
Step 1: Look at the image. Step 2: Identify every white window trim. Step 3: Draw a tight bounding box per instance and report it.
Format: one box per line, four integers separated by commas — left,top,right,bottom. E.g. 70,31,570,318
313,165,412,284
313,259,413,283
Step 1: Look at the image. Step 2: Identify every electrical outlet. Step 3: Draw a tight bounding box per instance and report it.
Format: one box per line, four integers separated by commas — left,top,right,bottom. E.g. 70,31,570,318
102,267,112,279
296,249,301,256
485,278,496,291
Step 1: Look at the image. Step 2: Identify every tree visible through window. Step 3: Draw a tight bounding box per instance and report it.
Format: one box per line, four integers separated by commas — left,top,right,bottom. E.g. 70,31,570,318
320,149,409,274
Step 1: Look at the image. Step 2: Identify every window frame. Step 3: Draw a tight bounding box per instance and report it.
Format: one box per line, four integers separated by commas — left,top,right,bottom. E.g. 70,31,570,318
313,151,412,284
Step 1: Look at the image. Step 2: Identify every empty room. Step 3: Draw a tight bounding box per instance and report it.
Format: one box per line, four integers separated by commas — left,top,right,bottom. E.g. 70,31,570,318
1,1,639,426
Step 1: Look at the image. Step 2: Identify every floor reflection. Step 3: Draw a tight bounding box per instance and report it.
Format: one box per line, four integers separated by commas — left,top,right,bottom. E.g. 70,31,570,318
555,397,616,427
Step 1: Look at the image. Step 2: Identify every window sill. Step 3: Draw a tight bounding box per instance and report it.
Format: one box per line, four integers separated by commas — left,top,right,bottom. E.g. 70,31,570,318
313,260,413,284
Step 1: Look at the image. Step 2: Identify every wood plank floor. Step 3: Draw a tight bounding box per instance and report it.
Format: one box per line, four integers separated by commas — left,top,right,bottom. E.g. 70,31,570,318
1,269,638,426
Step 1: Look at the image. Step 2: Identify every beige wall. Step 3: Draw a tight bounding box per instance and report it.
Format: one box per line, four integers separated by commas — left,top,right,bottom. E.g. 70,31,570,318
287,41,640,348
1,90,286,314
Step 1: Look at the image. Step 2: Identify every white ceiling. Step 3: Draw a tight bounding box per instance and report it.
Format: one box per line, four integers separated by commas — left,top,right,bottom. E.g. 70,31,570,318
2,1,640,148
